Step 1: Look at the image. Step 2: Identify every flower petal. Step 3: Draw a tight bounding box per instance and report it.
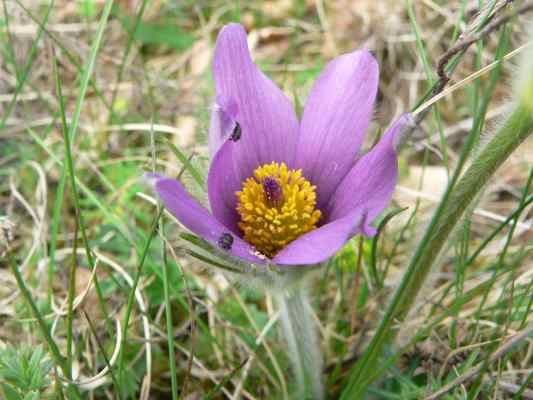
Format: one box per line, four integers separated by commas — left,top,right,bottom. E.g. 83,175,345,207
213,23,299,180
273,210,364,265
208,95,239,157
150,175,264,264
296,50,379,208
326,114,413,231
207,140,241,235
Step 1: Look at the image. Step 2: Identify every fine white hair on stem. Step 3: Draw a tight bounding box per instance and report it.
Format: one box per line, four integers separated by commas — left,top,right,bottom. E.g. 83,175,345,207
274,284,324,400
395,217,460,349
397,101,521,348
513,19,533,106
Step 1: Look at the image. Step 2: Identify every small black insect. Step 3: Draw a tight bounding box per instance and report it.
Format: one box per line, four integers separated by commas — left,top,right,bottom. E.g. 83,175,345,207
230,122,242,141
217,232,234,251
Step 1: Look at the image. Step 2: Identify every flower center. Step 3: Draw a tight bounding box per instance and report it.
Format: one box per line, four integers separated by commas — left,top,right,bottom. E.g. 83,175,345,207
235,162,321,258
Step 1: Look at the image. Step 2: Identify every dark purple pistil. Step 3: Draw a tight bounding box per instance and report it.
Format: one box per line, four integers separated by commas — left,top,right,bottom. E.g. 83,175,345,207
262,177,283,207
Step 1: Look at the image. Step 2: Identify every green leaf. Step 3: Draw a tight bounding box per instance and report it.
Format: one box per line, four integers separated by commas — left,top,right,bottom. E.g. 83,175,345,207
22,392,40,400
165,139,207,191
120,15,195,51
28,346,44,373
76,0,98,18
1,384,22,400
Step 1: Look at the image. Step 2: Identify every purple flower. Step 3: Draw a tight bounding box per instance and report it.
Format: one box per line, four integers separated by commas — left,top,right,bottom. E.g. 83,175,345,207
149,23,412,266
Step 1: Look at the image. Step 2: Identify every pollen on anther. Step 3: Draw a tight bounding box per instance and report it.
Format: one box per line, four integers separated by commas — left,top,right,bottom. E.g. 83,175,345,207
235,162,321,258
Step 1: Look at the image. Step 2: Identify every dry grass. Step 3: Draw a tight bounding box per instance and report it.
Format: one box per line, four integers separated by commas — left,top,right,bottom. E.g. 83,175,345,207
1,0,532,399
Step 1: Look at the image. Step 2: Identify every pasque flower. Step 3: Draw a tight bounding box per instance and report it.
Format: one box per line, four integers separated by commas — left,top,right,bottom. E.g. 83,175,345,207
149,23,411,266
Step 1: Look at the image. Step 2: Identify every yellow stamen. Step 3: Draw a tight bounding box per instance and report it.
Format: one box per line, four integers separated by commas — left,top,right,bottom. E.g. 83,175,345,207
236,162,321,258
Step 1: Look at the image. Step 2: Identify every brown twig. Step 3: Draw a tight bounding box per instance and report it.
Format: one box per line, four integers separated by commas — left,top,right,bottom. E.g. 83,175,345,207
434,1,533,98
424,324,533,400
409,0,533,131
484,377,533,399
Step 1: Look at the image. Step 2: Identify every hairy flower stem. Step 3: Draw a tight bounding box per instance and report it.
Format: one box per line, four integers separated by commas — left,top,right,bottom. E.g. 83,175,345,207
275,286,324,400
342,102,533,398
399,103,533,318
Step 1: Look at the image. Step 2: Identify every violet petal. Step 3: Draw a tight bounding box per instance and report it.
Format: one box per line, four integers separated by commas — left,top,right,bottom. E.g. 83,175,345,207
272,210,364,265
208,95,239,157
326,113,412,231
207,140,241,235
151,175,264,264
212,23,299,180
296,50,379,209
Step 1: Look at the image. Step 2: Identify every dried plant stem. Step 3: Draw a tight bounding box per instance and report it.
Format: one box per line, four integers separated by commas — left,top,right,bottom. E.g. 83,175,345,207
275,286,324,400
65,217,78,379
7,253,81,399
409,0,533,130
425,324,533,400
435,1,533,95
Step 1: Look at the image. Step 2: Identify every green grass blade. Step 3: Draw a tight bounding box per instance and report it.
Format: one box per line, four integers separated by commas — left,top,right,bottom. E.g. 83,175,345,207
162,237,179,400
204,358,248,400
83,311,120,397
66,0,114,143
7,253,81,399
25,125,134,243
368,207,408,290
108,0,149,124
117,207,163,390
65,218,78,380
11,0,113,111
406,0,449,171
0,0,54,131
51,0,117,357
165,139,207,191
341,22,514,398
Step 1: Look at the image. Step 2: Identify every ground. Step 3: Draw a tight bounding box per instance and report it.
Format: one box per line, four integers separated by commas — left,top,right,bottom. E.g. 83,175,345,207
1,0,532,399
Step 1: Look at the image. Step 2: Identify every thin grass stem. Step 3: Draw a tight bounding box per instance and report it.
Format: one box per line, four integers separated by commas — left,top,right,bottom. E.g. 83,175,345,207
65,217,78,379
0,0,54,130
117,207,163,390
7,253,81,399
108,0,149,125
53,47,115,338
